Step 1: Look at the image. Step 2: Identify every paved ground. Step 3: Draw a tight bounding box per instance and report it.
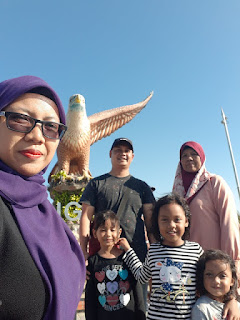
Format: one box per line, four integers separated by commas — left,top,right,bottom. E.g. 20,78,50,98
74,285,85,320
75,311,85,320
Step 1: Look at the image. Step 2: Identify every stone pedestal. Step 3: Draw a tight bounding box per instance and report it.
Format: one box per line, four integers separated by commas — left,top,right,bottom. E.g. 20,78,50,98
48,173,90,243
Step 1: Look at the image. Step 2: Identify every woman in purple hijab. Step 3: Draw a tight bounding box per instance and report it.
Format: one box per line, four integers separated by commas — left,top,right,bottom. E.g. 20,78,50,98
0,75,85,320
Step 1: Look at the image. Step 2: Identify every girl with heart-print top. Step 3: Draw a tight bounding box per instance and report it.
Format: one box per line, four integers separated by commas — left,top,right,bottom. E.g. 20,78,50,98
85,210,146,320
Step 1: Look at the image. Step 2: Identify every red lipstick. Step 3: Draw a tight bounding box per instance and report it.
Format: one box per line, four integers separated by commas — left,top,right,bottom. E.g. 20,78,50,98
20,149,43,159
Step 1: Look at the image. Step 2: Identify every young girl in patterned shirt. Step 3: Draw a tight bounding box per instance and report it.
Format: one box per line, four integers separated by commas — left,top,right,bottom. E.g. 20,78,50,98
119,192,240,319
85,210,146,320
119,193,203,319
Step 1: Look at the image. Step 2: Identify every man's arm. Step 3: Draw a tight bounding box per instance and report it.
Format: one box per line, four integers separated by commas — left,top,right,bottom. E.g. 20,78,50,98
79,203,95,261
142,203,155,244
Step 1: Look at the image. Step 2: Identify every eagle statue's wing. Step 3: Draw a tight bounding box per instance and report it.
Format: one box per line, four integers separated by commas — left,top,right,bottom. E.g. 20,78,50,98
89,92,153,146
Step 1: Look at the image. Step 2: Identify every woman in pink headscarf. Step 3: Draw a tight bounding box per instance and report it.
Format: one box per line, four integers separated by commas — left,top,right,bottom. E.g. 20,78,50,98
173,141,240,274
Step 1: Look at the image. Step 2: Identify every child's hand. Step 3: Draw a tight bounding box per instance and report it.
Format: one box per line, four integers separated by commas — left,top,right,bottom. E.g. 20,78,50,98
223,298,240,320
118,238,131,252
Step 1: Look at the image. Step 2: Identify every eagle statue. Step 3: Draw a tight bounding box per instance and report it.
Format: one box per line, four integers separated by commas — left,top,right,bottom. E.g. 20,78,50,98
49,92,153,180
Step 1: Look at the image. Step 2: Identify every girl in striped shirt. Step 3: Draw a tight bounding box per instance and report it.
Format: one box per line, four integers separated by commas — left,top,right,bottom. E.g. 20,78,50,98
119,193,202,319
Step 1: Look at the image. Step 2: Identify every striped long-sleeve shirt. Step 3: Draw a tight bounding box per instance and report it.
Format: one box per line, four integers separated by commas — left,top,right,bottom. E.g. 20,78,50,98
123,241,203,319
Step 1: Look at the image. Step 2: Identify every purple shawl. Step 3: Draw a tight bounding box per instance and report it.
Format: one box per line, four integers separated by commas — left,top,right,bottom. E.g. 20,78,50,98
0,76,85,320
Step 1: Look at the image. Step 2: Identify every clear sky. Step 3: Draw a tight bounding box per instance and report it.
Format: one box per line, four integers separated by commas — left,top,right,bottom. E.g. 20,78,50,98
1,1,240,210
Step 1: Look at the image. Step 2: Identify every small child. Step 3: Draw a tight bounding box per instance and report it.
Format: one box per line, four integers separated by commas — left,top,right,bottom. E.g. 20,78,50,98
119,193,203,319
191,249,240,319
85,210,146,320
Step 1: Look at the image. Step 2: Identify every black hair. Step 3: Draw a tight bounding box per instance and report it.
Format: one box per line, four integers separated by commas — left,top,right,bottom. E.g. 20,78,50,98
196,249,239,302
151,192,191,243
93,210,120,231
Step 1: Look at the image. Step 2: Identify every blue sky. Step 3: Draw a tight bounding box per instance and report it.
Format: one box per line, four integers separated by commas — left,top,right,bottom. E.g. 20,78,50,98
1,1,240,210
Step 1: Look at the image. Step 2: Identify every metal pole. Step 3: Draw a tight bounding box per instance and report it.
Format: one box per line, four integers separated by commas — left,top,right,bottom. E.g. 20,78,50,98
221,108,240,201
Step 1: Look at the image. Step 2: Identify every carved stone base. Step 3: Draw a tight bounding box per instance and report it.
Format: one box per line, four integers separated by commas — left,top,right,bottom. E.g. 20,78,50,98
66,221,80,243
49,177,88,191
48,173,90,200
48,174,91,244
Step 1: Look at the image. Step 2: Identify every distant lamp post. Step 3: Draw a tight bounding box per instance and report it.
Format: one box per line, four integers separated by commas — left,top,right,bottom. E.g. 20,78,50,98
221,108,240,201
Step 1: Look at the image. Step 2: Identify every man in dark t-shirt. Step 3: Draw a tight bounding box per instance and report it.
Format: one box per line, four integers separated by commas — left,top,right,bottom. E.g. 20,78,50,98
80,138,155,262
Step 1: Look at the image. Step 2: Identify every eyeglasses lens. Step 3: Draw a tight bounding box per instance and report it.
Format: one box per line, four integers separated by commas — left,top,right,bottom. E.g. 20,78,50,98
8,113,33,132
6,113,64,139
42,122,61,139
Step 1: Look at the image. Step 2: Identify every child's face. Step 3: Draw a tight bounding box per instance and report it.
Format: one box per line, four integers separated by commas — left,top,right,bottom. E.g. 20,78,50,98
94,219,122,250
204,259,234,302
158,203,188,247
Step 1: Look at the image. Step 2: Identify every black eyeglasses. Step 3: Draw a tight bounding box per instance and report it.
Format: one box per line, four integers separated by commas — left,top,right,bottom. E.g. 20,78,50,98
0,111,67,140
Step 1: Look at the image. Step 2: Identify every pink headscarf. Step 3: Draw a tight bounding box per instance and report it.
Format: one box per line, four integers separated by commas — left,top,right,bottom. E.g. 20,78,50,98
173,141,212,203
180,141,205,192
180,141,205,165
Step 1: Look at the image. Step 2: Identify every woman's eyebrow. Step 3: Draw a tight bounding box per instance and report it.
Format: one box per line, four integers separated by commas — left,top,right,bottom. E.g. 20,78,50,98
7,107,59,121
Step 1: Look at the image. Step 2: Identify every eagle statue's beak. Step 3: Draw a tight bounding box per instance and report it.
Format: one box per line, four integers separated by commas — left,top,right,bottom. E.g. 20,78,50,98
75,95,81,104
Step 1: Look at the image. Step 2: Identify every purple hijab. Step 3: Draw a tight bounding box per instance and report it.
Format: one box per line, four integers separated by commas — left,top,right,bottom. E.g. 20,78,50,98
0,76,85,320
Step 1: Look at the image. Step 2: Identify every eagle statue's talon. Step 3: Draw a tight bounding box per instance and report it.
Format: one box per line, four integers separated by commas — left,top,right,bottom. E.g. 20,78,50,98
81,169,92,181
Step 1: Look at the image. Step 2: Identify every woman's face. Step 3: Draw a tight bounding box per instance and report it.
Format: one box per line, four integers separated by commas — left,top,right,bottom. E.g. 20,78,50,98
0,93,60,176
180,147,202,173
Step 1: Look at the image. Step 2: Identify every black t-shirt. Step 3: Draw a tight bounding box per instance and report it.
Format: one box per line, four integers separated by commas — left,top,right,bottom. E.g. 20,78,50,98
80,174,155,261
85,253,146,320
0,197,48,319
